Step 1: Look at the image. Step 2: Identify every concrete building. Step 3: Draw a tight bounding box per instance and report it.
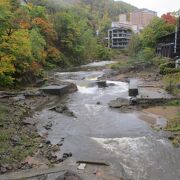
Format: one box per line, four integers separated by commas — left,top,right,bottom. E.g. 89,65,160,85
107,27,132,48
111,9,157,34
107,9,157,48
130,9,157,28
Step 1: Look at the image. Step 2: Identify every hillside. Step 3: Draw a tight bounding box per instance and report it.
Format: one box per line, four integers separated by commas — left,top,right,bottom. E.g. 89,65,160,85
49,0,137,20
0,0,138,87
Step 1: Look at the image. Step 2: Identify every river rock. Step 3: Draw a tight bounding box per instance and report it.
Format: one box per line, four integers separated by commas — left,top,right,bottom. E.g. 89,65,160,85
43,121,53,130
0,167,7,174
109,98,130,108
11,135,22,146
52,145,60,152
22,118,36,126
96,81,107,88
45,140,51,145
55,171,82,180
50,105,76,118
12,95,25,101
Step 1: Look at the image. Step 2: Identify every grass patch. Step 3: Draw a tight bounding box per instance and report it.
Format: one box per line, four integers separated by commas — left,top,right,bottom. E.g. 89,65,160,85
165,113,180,147
166,100,180,106
172,136,180,147
165,115,180,132
110,59,135,70
0,102,40,167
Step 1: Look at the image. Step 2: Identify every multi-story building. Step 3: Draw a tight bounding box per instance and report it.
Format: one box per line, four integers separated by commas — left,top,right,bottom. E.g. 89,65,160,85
111,9,157,34
107,9,157,48
130,9,157,28
107,27,132,48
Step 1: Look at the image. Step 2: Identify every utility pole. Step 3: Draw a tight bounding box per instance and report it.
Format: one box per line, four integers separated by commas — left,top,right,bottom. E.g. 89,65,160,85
174,26,177,53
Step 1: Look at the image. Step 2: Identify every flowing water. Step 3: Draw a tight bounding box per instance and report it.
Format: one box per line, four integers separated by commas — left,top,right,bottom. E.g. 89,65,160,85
36,61,180,180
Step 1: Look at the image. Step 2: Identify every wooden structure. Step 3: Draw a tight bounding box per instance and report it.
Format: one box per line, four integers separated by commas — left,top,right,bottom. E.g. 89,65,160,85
156,18,180,58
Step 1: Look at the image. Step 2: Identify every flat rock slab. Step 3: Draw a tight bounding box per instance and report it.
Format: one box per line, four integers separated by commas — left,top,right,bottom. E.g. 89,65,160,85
40,83,77,96
77,160,110,166
109,98,130,108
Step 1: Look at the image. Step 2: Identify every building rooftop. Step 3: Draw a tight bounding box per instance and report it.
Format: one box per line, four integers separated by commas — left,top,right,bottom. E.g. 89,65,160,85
133,8,157,14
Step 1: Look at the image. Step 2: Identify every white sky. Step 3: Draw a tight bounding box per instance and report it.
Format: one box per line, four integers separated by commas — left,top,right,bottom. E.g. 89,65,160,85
115,0,180,16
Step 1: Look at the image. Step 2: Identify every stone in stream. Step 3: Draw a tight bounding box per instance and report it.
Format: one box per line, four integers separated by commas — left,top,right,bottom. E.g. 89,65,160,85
96,101,101,105
50,105,76,118
43,121,53,130
96,80,107,88
55,171,82,180
63,152,72,159
109,98,130,108
40,83,77,96
22,117,36,126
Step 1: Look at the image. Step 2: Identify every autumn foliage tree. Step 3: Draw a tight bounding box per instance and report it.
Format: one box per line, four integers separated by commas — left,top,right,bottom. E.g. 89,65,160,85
161,12,177,25
0,0,60,87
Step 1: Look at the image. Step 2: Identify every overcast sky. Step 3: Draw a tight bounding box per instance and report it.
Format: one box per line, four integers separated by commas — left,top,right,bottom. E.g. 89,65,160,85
115,0,180,16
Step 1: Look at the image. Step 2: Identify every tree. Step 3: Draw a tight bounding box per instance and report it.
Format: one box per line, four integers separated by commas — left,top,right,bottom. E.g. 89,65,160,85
0,53,15,86
30,29,46,62
128,34,141,57
140,17,176,48
161,12,177,25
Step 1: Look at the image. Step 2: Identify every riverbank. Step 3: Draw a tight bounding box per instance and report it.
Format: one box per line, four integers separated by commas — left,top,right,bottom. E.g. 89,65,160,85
105,58,180,147
0,59,180,179
0,76,77,175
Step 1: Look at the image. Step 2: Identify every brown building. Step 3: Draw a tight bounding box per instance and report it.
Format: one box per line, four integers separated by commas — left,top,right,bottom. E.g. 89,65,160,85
130,9,157,28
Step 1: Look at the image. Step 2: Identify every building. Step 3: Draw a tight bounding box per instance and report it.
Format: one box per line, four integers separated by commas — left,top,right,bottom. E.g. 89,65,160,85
130,9,157,28
107,8,157,48
111,9,157,34
156,17,180,58
156,23,180,58
107,27,132,48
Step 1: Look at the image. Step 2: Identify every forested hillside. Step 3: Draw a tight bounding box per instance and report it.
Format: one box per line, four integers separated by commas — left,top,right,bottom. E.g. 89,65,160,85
0,0,136,87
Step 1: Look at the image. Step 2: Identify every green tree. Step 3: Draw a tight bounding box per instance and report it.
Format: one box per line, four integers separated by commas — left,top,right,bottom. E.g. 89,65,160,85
30,29,46,62
140,17,176,48
128,34,141,57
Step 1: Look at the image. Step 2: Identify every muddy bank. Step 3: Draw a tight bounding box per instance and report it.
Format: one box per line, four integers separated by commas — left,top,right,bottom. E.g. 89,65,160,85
0,76,78,175
0,95,65,175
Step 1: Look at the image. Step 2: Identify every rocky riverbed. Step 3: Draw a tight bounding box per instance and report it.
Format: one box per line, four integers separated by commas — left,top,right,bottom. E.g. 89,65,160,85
0,61,180,180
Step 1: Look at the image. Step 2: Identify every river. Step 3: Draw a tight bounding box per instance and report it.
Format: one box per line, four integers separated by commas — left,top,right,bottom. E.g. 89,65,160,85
35,61,180,180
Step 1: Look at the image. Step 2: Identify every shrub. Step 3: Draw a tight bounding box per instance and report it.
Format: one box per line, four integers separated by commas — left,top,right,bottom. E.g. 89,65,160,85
128,34,141,57
0,74,14,87
166,115,180,131
163,73,180,95
137,47,155,62
160,62,179,75
96,45,113,60
152,56,169,66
